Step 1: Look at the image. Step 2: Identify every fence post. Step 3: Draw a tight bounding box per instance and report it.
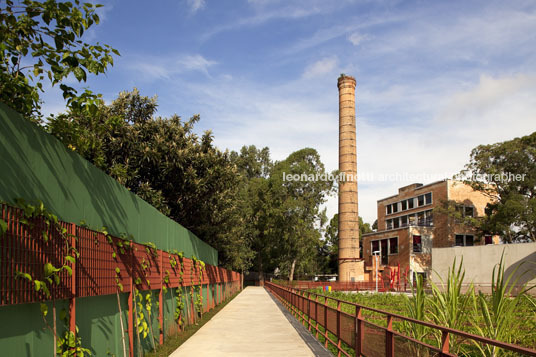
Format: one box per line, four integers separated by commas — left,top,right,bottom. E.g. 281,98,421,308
158,251,164,345
128,243,134,357
308,292,312,332
207,284,211,311
315,295,319,339
440,330,450,356
324,297,329,348
69,223,77,335
355,306,363,357
337,300,342,356
386,314,394,357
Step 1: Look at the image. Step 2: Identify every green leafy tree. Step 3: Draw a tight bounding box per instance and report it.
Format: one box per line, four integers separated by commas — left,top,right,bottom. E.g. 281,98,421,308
457,132,536,242
47,89,247,270
268,149,334,281
0,0,118,120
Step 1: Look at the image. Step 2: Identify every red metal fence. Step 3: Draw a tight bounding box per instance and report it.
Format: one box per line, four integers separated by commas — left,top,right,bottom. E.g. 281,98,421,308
0,203,241,355
279,280,391,293
266,282,536,357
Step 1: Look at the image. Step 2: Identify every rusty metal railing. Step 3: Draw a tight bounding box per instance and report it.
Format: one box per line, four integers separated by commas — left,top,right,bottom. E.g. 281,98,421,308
265,282,536,357
276,280,391,293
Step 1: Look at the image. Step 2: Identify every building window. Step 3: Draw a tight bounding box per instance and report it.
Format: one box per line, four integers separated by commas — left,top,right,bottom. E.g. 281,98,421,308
408,198,414,209
456,205,475,219
408,214,416,225
417,211,425,225
386,219,393,230
392,203,399,213
455,234,474,247
372,240,379,253
371,237,398,265
418,195,425,206
425,192,432,205
389,237,398,254
413,272,427,284
485,235,493,245
401,200,407,211
465,206,474,217
465,235,474,246
393,217,400,228
425,210,433,226
413,235,422,253
386,205,392,215
401,215,408,227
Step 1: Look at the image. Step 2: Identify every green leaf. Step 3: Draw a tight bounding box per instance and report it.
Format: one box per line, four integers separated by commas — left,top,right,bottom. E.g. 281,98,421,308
34,280,41,291
115,267,120,274
15,271,32,281
0,219,7,235
59,309,67,321
40,303,48,317
44,262,56,277
63,265,72,276
73,67,87,82
65,255,76,264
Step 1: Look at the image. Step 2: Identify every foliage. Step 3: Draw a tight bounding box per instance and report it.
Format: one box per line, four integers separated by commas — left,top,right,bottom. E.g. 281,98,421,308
57,310,91,356
13,199,76,298
457,131,536,242
0,0,118,120
401,274,430,355
428,259,474,354
471,253,535,356
191,255,205,316
134,288,154,350
0,218,7,235
174,288,185,324
309,285,536,355
47,89,247,269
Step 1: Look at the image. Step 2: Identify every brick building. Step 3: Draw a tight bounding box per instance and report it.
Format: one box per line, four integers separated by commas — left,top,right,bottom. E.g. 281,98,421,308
361,179,499,283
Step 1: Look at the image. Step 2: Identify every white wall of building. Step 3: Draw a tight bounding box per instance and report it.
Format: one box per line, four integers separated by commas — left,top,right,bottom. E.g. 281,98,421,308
431,243,536,295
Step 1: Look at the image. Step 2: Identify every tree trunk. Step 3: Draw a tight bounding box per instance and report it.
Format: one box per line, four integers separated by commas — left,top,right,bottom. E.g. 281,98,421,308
258,256,264,286
289,259,297,283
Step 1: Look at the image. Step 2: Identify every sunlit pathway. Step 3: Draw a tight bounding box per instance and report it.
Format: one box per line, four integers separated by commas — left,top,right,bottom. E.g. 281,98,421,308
170,286,330,356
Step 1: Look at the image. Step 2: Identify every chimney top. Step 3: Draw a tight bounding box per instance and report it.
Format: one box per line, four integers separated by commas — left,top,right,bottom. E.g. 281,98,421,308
337,74,356,88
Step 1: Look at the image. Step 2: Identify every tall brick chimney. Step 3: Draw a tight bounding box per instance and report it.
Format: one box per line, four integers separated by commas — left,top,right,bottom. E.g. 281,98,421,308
337,74,361,282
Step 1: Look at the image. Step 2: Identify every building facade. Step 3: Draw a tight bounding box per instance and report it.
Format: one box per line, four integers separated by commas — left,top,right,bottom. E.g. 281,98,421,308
362,180,499,283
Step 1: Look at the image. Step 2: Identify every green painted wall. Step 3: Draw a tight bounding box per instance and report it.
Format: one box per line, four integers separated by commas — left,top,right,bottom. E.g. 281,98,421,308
0,287,221,356
0,102,217,265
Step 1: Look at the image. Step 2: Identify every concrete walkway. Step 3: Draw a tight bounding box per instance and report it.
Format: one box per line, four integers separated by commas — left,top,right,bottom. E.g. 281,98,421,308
170,286,331,356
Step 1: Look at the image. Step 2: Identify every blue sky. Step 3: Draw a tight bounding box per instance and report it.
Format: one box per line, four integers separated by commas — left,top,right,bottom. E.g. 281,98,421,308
41,0,536,224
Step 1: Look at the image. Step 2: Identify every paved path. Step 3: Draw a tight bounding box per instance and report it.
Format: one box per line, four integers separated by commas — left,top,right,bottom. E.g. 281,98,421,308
170,286,331,356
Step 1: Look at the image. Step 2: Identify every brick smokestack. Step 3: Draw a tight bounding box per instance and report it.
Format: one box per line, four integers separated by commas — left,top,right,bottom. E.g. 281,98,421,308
337,74,360,282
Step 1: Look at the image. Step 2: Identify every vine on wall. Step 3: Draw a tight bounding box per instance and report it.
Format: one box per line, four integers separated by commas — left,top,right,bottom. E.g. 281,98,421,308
1,199,230,356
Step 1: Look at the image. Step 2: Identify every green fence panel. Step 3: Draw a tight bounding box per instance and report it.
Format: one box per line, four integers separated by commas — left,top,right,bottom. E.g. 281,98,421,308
0,102,217,265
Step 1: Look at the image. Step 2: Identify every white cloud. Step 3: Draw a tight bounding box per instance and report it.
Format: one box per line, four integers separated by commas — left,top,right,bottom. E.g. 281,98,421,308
126,54,217,81
177,55,217,76
186,0,206,13
175,70,536,225
201,1,355,41
348,32,367,46
302,56,338,79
